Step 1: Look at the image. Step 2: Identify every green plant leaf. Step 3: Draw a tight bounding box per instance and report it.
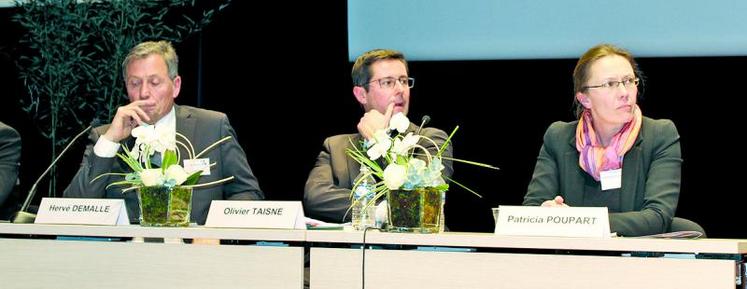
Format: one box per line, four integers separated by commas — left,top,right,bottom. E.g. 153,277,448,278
161,149,178,171
105,180,138,190
90,172,128,184
438,125,459,158
183,170,202,186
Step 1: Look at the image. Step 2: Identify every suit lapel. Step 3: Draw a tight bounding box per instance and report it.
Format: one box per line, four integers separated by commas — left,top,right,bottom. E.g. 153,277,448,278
620,137,643,211
175,105,197,160
563,148,585,206
345,134,363,186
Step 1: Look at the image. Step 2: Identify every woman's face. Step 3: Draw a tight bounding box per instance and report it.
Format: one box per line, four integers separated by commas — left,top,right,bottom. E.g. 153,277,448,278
576,55,638,128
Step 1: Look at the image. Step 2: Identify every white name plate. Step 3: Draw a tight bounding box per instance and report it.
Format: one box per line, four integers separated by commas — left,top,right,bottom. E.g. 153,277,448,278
35,198,130,225
205,201,305,229
495,205,610,238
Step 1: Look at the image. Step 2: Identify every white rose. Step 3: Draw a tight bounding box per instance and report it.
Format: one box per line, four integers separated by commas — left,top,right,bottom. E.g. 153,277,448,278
389,112,410,133
140,168,165,186
164,165,189,185
383,164,407,190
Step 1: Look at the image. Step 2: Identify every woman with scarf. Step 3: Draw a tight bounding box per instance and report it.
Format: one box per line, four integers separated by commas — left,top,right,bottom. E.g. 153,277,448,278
522,44,702,237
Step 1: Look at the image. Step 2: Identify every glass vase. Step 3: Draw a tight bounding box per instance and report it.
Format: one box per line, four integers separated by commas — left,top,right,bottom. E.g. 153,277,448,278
386,187,444,233
137,185,193,227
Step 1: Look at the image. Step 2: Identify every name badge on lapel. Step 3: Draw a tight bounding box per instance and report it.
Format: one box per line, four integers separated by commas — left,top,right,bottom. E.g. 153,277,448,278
184,158,211,175
600,169,622,190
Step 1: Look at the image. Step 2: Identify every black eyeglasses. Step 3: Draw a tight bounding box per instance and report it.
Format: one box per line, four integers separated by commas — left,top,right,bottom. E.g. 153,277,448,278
583,77,639,91
367,77,415,89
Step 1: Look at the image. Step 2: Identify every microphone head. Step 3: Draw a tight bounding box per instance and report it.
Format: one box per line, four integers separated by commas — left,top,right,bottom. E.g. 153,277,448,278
90,117,103,128
421,115,431,125
416,115,431,135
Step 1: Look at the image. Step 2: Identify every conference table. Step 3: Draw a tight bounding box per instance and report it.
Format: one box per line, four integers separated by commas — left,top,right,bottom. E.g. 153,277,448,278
308,230,746,289
0,223,305,289
1,223,745,289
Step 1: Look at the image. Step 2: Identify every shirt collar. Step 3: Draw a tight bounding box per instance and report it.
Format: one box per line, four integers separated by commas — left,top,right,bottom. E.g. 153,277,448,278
154,106,176,134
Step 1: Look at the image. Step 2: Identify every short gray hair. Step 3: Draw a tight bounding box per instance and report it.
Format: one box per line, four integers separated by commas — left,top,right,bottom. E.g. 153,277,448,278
122,40,179,81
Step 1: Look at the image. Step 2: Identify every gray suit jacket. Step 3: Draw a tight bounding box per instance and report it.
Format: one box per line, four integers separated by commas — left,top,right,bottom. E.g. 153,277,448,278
64,105,263,224
523,117,681,236
0,122,21,208
304,123,453,223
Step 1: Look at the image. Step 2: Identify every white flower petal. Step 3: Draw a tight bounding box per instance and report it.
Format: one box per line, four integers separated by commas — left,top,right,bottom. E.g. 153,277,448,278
155,128,176,151
140,168,164,186
372,129,390,144
392,138,406,156
402,133,420,147
367,140,390,160
392,133,420,155
389,113,410,133
130,149,140,160
383,164,407,190
132,125,157,142
165,165,189,185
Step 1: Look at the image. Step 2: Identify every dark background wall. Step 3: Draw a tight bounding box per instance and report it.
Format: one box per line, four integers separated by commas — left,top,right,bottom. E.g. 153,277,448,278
1,1,743,237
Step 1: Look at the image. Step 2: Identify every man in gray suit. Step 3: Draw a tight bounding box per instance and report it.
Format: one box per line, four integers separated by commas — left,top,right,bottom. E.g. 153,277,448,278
64,41,263,224
0,121,21,210
303,49,453,223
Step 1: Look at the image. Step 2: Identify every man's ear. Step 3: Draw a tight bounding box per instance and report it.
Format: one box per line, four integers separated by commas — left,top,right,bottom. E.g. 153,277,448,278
172,75,182,99
353,86,367,105
576,91,591,109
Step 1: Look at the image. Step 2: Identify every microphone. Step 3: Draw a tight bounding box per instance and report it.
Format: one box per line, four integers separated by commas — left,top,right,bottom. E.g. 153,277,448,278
13,122,96,223
415,115,430,135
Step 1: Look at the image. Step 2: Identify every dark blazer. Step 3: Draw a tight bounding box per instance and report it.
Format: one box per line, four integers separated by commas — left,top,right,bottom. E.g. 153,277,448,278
64,105,263,224
523,117,681,237
0,122,21,208
304,123,453,223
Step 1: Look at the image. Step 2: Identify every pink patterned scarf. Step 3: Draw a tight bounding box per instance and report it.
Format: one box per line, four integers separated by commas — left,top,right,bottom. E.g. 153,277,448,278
575,105,642,181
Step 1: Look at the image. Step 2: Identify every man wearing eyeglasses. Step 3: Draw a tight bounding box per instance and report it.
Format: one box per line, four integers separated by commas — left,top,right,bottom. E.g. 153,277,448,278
303,48,454,223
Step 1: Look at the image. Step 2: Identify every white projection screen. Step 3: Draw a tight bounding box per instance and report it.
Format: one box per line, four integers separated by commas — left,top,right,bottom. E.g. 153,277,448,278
348,0,747,60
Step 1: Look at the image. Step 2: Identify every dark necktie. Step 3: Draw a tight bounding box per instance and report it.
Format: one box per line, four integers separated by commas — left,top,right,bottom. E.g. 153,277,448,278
151,151,162,167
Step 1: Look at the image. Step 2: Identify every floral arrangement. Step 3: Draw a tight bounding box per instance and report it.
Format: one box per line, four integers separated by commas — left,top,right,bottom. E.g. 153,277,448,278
93,124,234,192
346,113,496,205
